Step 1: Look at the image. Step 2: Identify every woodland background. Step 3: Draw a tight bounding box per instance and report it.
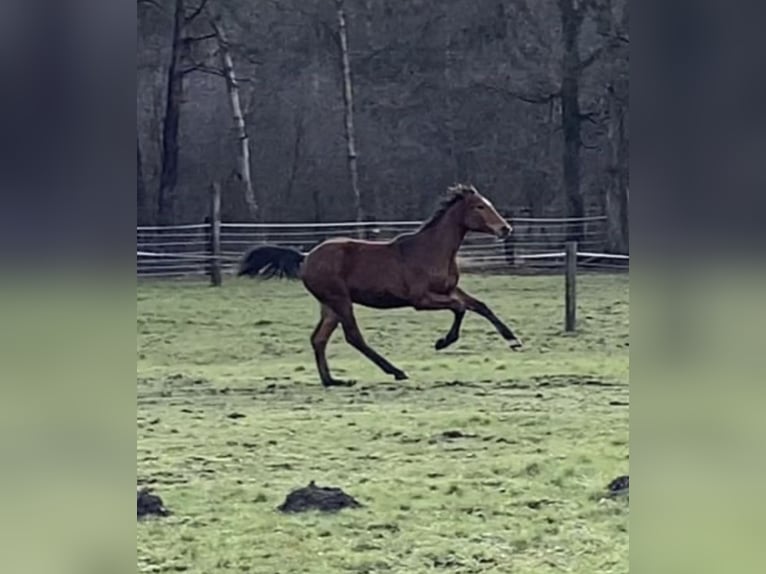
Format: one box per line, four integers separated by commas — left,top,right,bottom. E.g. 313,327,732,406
137,0,628,250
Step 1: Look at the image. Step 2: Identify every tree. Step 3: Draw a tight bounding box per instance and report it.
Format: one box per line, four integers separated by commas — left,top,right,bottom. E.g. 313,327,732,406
156,0,215,224
558,0,587,241
335,0,364,229
558,0,628,241
138,138,149,225
472,0,627,241
606,83,628,252
137,0,629,244
156,0,186,225
210,15,258,220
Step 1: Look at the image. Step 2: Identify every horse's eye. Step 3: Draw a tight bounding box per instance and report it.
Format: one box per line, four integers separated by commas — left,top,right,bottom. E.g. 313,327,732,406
476,204,485,210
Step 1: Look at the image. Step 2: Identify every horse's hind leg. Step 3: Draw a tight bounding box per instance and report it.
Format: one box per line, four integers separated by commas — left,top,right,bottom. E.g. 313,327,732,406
311,305,353,387
333,301,408,381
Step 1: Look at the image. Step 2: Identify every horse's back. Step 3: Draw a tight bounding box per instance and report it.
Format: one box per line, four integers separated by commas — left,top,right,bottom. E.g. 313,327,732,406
305,237,393,264
302,237,406,305
309,236,388,250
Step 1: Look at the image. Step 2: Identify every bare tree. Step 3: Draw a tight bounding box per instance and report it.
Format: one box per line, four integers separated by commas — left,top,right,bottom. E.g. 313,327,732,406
157,0,213,224
210,15,258,220
441,6,459,181
475,0,627,242
335,0,364,229
606,83,628,252
559,0,629,241
558,0,586,241
157,0,186,225
137,0,629,240
283,108,306,218
138,138,149,225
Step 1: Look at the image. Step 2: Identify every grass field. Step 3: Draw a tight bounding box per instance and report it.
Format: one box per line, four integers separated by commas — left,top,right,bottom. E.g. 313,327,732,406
137,273,629,574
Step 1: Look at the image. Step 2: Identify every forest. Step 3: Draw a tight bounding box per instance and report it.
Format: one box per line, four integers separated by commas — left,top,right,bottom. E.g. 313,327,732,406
137,0,629,251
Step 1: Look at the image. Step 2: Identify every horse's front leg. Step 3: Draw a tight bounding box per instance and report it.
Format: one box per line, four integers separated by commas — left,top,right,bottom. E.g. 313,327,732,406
435,309,465,350
412,292,466,350
457,288,523,350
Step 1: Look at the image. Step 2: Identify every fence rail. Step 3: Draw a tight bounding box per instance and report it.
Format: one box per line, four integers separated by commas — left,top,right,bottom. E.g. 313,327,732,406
137,215,627,279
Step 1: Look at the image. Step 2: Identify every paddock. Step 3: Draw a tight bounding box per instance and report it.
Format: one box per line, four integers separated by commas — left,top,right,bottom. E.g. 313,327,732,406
137,272,628,573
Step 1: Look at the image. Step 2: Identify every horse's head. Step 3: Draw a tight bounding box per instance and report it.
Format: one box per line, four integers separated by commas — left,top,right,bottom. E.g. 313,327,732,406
455,185,512,238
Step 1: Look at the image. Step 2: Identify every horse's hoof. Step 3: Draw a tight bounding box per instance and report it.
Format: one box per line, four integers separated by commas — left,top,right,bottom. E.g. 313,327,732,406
393,370,408,381
322,379,357,388
435,337,457,350
509,338,523,351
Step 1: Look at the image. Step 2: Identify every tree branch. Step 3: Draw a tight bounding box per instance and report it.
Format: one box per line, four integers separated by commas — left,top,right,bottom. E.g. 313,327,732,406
580,45,606,70
580,35,627,71
181,63,225,77
183,33,217,44
194,70,251,83
185,0,209,24
474,82,561,104
263,0,317,20
354,14,445,66
319,19,342,55
283,109,305,207
516,0,555,49
208,17,230,49
238,51,264,66
582,139,600,150
559,0,586,25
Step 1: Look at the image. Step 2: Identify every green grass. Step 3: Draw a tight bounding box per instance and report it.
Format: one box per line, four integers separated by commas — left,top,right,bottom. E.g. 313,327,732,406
137,273,629,573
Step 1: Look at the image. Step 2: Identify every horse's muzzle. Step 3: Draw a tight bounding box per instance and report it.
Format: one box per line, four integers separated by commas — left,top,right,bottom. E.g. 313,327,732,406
496,225,511,239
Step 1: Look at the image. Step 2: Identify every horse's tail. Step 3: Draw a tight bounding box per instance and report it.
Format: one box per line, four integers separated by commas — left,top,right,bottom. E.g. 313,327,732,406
237,245,305,279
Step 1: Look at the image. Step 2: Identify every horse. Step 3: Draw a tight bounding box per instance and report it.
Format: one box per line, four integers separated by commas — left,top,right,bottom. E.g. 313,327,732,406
238,184,523,386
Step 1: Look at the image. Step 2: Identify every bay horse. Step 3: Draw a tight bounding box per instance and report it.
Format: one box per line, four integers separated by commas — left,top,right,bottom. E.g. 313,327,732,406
239,184,523,386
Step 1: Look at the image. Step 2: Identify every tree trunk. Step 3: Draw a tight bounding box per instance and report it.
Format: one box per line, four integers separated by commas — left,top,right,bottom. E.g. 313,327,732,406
312,186,322,223
137,137,149,225
335,0,364,231
210,17,258,221
157,0,186,225
616,89,629,252
605,84,628,253
442,7,459,182
559,0,585,242
283,109,305,219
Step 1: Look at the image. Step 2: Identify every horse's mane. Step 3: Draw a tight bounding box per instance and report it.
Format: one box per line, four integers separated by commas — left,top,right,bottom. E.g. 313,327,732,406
418,184,476,232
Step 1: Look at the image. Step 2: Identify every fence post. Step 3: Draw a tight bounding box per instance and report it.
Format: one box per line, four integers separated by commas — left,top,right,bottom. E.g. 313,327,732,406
209,182,222,286
565,240,577,332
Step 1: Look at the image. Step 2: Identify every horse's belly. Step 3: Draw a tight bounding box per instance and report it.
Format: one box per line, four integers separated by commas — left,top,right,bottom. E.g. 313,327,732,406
430,277,457,294
350,289,409,309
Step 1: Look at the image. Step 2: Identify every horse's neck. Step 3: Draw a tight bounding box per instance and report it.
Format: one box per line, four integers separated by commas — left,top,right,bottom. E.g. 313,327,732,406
414,210,466,266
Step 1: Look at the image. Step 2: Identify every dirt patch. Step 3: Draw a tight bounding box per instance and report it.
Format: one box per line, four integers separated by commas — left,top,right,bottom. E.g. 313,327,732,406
432,380,482,389
531,375,623,389
431,430,478,443
525,498,559,510
606,475,629,497
137,487,170,519
277,480,362,513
